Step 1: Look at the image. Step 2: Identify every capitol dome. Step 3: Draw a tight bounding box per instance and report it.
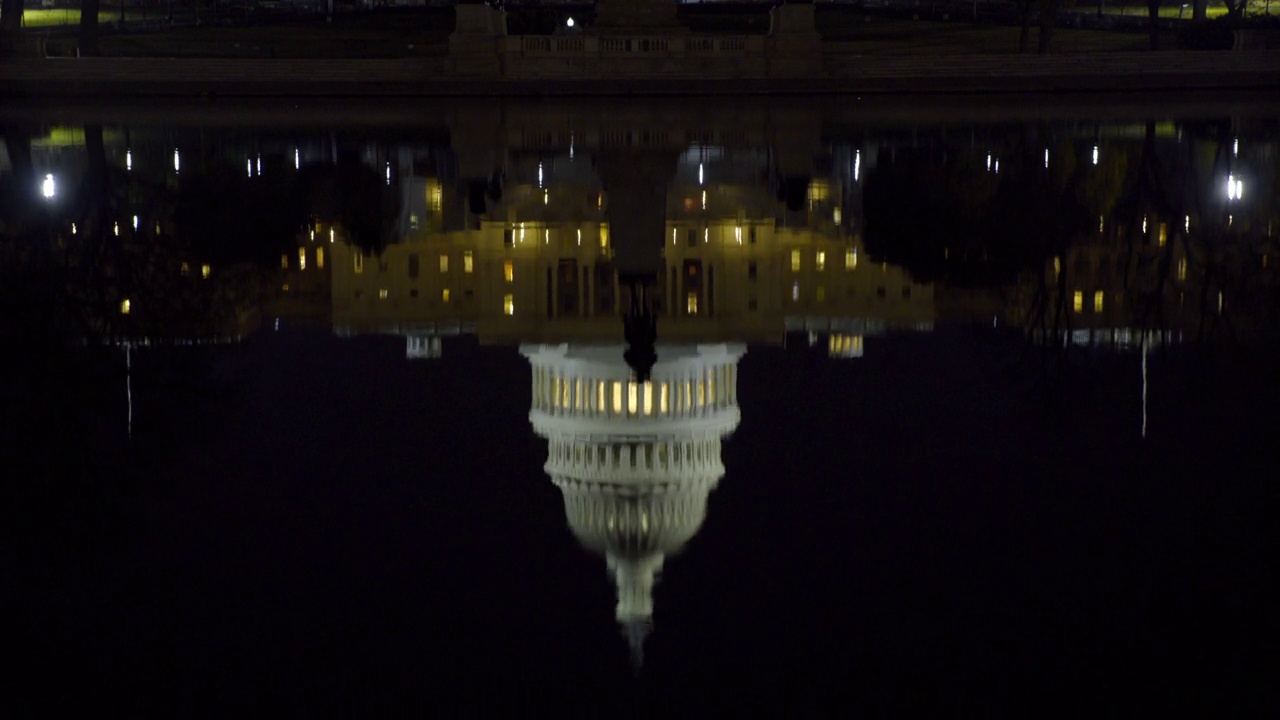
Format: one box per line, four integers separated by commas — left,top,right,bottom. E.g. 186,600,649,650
522,342,744,673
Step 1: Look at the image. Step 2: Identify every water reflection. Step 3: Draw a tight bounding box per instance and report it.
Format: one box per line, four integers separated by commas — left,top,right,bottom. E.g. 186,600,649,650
2,102,1279,699
524,343,742,673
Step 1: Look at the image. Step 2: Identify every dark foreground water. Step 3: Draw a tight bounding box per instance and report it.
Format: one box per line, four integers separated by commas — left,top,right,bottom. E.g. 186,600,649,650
1,97,1277,714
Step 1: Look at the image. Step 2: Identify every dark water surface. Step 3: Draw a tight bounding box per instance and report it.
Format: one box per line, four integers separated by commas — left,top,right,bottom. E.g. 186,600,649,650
2,97,1277,714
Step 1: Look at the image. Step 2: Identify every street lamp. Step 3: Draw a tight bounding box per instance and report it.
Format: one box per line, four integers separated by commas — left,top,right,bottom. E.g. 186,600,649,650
41,173,56,199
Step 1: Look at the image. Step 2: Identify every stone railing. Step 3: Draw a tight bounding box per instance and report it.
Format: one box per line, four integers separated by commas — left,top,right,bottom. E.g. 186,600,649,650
500,34,769,78
509,35,762,59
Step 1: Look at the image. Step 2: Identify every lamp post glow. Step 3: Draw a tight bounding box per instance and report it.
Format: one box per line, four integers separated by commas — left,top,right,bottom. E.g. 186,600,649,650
567,17,575,27
41,173,55,199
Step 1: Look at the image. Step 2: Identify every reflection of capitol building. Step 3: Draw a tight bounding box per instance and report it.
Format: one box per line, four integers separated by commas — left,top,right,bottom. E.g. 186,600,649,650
318,215,932,353
522,343,743,672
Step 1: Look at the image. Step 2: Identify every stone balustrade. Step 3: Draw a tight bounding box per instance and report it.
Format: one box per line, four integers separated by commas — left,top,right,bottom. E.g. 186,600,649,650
500,34,770,78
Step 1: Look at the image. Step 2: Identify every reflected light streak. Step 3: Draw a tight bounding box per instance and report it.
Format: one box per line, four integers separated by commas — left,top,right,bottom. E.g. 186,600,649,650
126,344,133,440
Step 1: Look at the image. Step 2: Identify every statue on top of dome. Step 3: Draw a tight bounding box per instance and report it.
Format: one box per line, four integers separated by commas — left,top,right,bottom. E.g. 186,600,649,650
622,274,658,383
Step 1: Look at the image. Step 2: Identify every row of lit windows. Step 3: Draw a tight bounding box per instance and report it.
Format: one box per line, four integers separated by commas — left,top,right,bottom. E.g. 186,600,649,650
790,248,858,272
354,252,515,283
284,246,325,271
536,365,735,416
359,288,515,315
1073,290,1107,313
503,225,608,249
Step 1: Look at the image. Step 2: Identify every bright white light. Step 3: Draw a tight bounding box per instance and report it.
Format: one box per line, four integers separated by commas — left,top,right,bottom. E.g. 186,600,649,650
853,150,860,183
295,148,300,170
735,226,742,244
544,189,549,205
1233,138,1238,157
113,222,119,236
1227,174,1242,200
698,163,704,185
701,190,706,210
386,163,391,186
126,150,132,171
132,215,139,230
41,174,55,199
986,154,991,171
1092,146,1099,165
247,159,253,178
256,156,262,175
1185,215,1190,232
71,223,77,235
538,162,543,187
1044,149,1049,169
329,228,335,243
703,228,708,243
173,149,180,173
577,228,582,245
994,159,999,174
567,17,574,27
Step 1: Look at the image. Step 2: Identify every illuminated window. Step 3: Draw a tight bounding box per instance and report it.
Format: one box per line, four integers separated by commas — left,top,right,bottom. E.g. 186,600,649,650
181,262,189,276
281,254,289,269
643,383,654,415
442,288,450,303
697,380,706,408
426,180,442,213
807,179,830,205
120,299,131,315
1094,291,1104,313
354,254,364,274
816,251,826,272
600,226,609,249
687,292,698,315
298,247,307,271
504,260,514,283
379,288,389,300
660,383,669,414
816,286,826,303
1073,290,1083,313
1158,223,1168,247
439,254,449,273
833,207,842,224
464,251,474,274
845,247,856,270
597,381,606,412
503,294,514,316
792,282,800,302
627,382,638,414
791,249,801,272
612,382,623,414
201,264,211,279
1177,258,1187,281
316,247,324,269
